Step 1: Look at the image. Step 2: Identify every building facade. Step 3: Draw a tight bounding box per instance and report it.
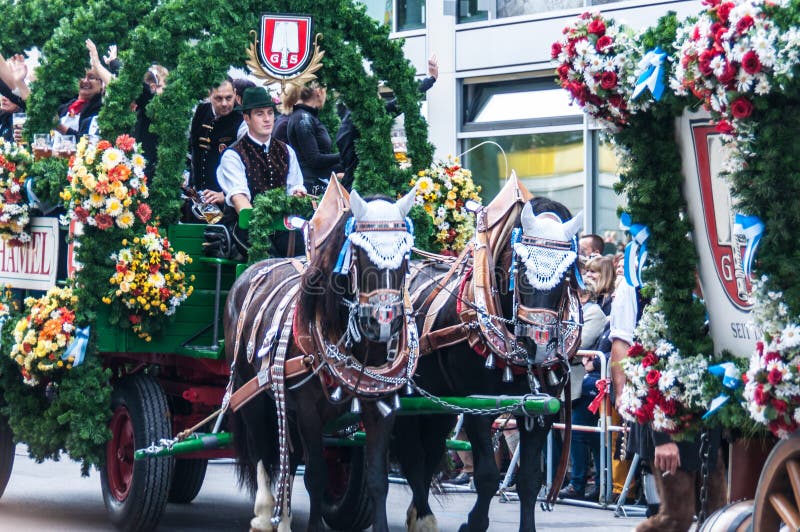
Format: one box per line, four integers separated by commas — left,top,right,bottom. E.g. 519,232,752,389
360,0,702,239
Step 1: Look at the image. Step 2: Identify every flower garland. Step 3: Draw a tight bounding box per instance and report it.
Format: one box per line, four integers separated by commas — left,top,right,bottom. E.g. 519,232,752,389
409,156,482,255
61,134,152,230
103,226,194,341
671,0,800,173
619,290,711,436
742,277,800,437
0,139,34,246
552,12,641,128
9,287,81,387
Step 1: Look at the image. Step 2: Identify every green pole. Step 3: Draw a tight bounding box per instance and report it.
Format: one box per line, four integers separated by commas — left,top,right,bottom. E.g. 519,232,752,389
135,432,233,460
398,395,560,416
324,431,472,451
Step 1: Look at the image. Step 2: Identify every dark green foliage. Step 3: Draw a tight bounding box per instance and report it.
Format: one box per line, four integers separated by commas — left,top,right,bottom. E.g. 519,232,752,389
249,189,315,262
30,157,70,207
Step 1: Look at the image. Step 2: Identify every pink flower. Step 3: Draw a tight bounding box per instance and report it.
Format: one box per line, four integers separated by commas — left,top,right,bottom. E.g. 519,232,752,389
551,42,563,59
115,134,136,151
741,50,761,74
716,2,734,23
94,213,114,230
730,97,753,119
136,203,152,224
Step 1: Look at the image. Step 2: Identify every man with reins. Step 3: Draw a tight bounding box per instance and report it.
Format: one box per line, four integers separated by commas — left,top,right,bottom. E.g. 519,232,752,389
215,86,306,257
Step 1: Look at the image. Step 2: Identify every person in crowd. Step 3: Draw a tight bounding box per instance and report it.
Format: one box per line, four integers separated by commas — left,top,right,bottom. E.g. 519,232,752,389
133,64,169,179
0,53,29,143
580,233,604,258
584,255,616,315
188,77,242,205
335,54,438,190
0,94,23,142
559,351,604,500
55,43,109,139
272,85,300,145
286,82,342,195
232,78,255,140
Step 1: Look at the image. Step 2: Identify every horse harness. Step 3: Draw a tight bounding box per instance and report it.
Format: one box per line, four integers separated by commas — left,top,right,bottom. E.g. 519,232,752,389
227,221,420,413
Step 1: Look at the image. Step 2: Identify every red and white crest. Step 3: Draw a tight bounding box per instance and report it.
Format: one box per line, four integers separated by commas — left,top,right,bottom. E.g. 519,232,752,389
692,122,752,310
258,14,313,78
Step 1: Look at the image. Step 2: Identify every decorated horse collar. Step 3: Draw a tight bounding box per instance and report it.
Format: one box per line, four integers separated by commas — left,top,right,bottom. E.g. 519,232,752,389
334,216,414,274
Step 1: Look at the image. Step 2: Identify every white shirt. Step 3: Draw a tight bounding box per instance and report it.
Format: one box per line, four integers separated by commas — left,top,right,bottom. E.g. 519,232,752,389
216,133,305,206
609,281,638,345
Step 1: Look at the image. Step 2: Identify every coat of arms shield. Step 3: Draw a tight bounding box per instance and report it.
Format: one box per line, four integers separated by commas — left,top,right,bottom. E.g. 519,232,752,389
257,14,313,78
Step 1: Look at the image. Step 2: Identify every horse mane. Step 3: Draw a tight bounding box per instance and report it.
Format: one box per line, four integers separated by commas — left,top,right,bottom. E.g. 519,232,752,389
298,212,350,337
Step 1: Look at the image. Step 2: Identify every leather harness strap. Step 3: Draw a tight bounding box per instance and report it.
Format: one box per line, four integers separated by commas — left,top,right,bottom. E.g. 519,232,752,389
547,381,572,507
229,355,313,412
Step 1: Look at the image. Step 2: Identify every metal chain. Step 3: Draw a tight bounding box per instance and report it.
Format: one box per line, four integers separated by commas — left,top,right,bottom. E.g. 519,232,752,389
408,379,549,417
697,431,710,526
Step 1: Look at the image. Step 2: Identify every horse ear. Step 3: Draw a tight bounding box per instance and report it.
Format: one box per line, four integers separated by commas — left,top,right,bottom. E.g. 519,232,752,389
350,189,368,220
396,186,417,218
563,210,584,239
520,201,535,233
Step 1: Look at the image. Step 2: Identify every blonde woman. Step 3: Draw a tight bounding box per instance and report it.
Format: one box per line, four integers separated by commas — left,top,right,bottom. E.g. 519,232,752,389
584,255,616,315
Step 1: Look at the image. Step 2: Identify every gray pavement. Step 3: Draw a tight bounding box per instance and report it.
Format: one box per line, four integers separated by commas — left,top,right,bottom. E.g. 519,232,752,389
0,444,642,530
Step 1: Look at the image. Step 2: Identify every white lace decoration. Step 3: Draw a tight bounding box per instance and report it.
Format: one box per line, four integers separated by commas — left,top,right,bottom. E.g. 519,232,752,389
513,243,576,290
349,231,413,270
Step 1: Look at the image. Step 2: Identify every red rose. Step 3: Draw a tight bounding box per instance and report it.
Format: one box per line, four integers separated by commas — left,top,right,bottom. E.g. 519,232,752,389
764,351,782,363
716,2,734,23
94,213,114,230
714,26,729,46
646,370,661,386
608,94,625,110
698,50,716,76
741,50,761,74
772,398,788,413
768,368,784,385
730,97,753,119
600,71,618,90
74,206,89,222
715,120,735,134
717,62,737,84
587,18,606,35
160,287,171,299
628,343,644,357
736,15,754,34
551,42,563,59
753,384,767,405
136,203,152,224
595,35,613,52
129,314,142,324
661,399,677,416
636,409,650,424
3,189,21,203
557,63,570,80
641,352,659,368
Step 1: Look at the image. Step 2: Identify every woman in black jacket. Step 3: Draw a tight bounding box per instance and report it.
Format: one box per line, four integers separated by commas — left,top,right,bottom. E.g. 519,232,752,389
286,84,342,195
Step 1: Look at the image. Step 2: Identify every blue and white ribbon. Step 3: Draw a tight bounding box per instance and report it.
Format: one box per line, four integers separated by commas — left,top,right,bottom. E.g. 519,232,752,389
572,236,585,290
620,213,649,288
632,47,667,102
509,228,522,291
333,218,357,274
62,326,90,367
702,362,743,419
733,213,764,280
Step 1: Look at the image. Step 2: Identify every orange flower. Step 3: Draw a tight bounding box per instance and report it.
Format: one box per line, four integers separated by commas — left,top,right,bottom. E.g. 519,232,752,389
108,164,131,181
97,140,112,151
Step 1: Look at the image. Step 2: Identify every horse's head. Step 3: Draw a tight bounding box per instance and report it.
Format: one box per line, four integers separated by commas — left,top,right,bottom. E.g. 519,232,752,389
341,188,416,343
511,200,582,365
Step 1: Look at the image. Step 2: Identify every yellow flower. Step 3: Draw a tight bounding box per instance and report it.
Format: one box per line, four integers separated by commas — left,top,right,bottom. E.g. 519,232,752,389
445,199,456,210
416,176,434,194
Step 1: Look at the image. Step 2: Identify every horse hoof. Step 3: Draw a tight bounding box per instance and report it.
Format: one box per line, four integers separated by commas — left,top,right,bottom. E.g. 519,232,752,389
415,514,438,532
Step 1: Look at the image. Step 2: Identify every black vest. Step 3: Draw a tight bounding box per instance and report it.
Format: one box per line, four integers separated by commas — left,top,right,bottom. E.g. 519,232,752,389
189,103,243,191
231,136,290,196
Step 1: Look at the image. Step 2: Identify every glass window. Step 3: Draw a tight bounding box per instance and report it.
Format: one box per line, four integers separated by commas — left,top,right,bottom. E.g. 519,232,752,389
496,0,582,18
398,0,426,31
458,0,489,23
463,79,582,131
463,132,584,216
359,0,393,28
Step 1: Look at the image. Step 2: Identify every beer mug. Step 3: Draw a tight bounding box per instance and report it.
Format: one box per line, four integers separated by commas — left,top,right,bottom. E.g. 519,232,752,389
54,135,77,158
12,113,26,144
32,134,52,160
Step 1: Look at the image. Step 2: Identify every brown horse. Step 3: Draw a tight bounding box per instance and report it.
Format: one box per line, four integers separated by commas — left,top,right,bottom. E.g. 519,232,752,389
225,183,419,531
394,182,582,532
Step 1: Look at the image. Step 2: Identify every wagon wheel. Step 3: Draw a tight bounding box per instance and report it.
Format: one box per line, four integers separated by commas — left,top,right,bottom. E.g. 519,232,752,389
168,458,208,503
752,436,800,531
321,446,373,531
100,374,174,532
0,415,14,499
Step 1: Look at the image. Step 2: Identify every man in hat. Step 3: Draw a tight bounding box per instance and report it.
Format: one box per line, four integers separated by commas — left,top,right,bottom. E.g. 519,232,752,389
217,85,305,213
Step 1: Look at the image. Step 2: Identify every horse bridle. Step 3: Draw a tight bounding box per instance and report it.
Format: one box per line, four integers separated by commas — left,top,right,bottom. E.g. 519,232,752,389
508,231,581,368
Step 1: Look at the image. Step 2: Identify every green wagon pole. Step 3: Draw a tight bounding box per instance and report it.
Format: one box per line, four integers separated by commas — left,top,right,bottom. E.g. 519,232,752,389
398,395,561,416
134,432,233,460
